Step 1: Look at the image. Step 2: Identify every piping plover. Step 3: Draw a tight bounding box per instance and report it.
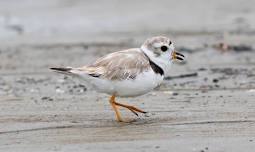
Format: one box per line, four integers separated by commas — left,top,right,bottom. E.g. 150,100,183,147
50,36,184,122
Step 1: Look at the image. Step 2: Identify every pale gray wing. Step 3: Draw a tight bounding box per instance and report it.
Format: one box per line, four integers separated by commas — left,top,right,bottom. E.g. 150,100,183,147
77,48,150,81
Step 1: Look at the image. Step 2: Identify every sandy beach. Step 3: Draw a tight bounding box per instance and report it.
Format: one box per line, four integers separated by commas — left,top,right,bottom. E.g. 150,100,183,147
0,0,255,151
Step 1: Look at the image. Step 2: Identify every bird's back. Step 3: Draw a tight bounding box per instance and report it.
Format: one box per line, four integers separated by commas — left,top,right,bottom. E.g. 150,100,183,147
77,48,151,81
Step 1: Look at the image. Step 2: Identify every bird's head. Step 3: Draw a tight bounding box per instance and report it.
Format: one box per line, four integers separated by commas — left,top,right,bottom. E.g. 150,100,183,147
141,36,184,72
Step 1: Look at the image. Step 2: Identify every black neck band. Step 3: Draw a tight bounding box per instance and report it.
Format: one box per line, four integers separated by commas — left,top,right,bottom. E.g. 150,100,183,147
142,51,164,76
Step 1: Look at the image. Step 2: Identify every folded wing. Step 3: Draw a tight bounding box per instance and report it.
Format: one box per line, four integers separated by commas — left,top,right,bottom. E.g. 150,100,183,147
77,48,150,81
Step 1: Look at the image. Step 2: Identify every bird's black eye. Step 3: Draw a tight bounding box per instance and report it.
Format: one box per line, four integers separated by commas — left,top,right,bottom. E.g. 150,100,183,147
161,45,168,52
169,41,172,45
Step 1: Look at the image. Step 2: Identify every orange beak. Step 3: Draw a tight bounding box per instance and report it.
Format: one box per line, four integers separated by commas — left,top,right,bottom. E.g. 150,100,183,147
171,51,185,61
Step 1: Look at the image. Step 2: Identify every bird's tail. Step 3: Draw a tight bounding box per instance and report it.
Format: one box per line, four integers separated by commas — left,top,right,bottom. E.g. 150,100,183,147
50,66,101,78
50,67,74,75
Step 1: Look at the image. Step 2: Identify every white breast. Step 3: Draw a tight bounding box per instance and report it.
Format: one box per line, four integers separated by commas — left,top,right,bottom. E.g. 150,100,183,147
87,69,164,97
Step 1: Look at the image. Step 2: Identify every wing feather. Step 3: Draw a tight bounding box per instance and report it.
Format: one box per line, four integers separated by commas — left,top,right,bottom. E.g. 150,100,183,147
77,48,150,81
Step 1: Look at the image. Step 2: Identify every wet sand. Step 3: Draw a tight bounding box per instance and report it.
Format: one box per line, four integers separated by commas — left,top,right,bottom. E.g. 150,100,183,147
0,0,255,151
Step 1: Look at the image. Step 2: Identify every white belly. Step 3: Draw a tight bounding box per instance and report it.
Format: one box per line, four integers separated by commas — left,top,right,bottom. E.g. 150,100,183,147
88,70,163,97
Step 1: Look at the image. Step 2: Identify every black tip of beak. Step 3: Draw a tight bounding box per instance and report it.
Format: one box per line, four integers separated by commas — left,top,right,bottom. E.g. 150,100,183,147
173,51,185,61
176,56,184,61
175,52,185,58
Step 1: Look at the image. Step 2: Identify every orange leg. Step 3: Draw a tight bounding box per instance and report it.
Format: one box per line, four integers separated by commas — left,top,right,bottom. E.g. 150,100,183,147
114,102,147,114
109,95,147,122
109,95,123,122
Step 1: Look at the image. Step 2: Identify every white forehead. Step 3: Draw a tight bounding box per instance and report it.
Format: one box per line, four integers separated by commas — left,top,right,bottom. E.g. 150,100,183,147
169,43,174,50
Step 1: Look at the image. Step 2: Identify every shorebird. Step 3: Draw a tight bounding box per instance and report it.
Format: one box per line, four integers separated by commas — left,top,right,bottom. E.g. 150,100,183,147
51,36,184,122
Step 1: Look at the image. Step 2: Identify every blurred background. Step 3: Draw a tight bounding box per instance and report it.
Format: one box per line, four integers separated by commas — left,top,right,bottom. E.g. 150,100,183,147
1,0,255,44
0,0,255,152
